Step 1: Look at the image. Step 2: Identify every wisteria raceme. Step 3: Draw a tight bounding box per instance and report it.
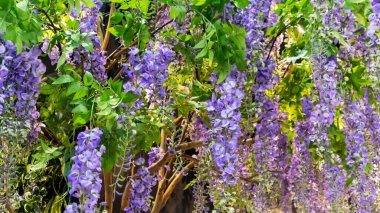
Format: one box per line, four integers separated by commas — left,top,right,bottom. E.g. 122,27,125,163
343,101,377,211
310,55,340,132
308,55,347,209
368,1,380,98
288,119,327,212
189,114,210,144
369,1,380,41
65,128,105,213
315,0,357,59
192,182,210,213
206,68,244,186
67,0,107,82
363,91,380,148
125,158,156,213
363,91,380,212
251,59,290,210
122,43,174,105
0,39,46,142
233,0,275,63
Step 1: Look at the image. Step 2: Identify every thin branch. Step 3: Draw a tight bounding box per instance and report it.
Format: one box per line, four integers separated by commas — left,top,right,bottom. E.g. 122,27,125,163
161,162,195,207
151,129,168,213
175,141,203,151
180,155,199,163
41,126,61,146
148,152,174,173
39,9,59,33
120,162,134,210
150,19,174,35
101,3,116,52
178,118,188,145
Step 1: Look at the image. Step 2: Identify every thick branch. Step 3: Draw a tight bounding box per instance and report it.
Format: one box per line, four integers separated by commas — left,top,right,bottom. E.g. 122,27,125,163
120,181,132,211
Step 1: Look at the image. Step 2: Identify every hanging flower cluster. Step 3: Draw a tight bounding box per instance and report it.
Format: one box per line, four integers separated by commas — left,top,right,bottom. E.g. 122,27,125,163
125,158,156,213
123,43,174,104
65,128,105,213
343,101,377,211
0,38,46,142
67,0,107,82
206,69,245,186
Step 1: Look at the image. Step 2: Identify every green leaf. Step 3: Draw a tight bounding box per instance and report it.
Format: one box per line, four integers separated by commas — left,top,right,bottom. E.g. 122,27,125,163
196,47,208,59
194,39,207,49
108,26,126,37
0,0,13,10
50,196,63,213
66,81,81,96
190,0,206,6
15,34,23,54
208,50,214,66
97,107,112,116
73,113,90,126
73,86,89,100
72,104,89,114
82,40,94,52
331,31,349,48
111,12,124,24
102,136,120,172
81,0,95,7
53,75,75,84
184,179,197,190
121,92,139,103
110,80,123,93
138,24,150,49
234,0,249,8
170,5,186,20
56,53,66,69
83,71,94,86
41,84,55,95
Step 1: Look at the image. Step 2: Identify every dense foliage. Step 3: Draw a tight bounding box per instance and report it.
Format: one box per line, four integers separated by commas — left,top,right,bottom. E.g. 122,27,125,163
1,0,380,212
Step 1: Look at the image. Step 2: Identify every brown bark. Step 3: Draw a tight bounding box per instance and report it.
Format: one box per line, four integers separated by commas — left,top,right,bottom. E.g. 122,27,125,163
103,169,114,213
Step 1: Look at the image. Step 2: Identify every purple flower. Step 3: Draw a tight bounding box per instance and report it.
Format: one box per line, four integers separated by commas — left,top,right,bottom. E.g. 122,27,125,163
65,128,105,212
206,68,245,186
66,0,107,82
125,158,156,212
0,39,46,142
122,42,173,105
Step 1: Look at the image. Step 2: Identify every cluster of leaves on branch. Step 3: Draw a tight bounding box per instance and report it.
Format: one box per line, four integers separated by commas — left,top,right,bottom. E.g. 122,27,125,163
1,0,380,212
